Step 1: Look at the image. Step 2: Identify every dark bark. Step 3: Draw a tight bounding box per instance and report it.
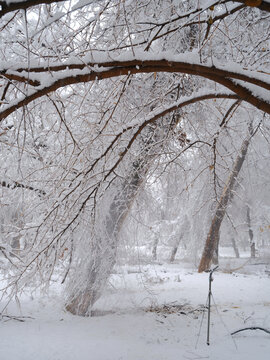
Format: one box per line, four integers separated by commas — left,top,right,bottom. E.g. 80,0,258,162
1,58,270,121
1,0,269,19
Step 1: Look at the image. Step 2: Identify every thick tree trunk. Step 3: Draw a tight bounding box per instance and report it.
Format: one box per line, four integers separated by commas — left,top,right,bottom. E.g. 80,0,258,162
66,161,146,316
65,98,190,315
198,128,253,273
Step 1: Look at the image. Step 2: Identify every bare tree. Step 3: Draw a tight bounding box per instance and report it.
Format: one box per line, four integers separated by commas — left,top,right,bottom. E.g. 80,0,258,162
198,123,258,272
0,0,269,315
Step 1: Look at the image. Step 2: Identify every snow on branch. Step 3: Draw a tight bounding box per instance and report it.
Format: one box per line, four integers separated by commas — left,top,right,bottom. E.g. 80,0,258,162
52,91,239,204
0,55,269,121
0,0,64,17
101,92,240,182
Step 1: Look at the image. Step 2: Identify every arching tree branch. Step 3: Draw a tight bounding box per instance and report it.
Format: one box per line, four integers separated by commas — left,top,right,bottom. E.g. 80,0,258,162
0,58,269,121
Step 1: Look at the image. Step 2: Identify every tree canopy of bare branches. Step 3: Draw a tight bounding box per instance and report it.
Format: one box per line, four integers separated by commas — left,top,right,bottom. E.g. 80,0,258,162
0,0,269,315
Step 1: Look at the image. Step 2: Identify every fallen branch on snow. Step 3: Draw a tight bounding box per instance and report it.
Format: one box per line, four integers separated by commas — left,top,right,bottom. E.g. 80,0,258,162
231,327,270,335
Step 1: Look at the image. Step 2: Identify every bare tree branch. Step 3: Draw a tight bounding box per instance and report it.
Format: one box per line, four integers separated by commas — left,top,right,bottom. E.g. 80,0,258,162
0,180,46,196
0,58,269,121
0,0,65,18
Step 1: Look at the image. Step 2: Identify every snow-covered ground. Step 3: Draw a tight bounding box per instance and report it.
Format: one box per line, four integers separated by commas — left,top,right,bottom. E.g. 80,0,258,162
0,259,270,360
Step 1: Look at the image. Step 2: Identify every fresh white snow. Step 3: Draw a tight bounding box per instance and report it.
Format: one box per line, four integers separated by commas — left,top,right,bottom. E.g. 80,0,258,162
0,258,269,360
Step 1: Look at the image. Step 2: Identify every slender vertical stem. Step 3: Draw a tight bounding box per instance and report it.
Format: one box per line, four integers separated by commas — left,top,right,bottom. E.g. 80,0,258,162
207,275,212,345
206,266,218,345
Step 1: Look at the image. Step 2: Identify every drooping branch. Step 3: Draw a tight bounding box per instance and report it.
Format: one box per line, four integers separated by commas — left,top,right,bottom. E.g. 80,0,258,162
1,58,269,121
65,88,227,317
8,59,270,91
56,91,239,214
5,92,237,304
100,93,239,183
